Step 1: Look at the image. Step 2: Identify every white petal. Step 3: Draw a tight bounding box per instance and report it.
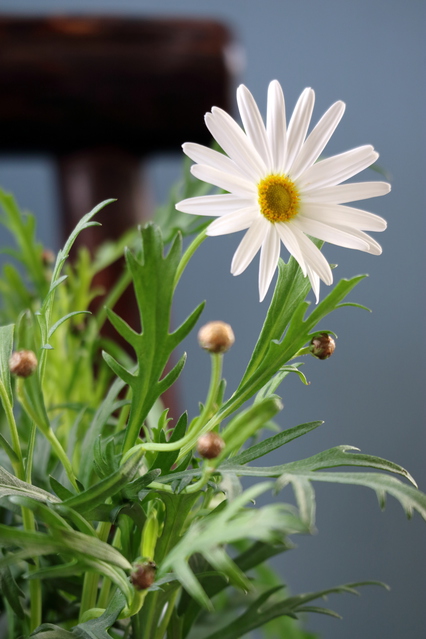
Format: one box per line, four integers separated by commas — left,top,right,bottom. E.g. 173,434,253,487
191,164,257,198
328,225,383,255
207,207,259,235
182,143,249,180
288,223,333,285
231,217,269,276
176,193,250,216
290,101,346,180
306,264,321,303
293,216,371,251
303,181,391,204
274,222,307,276
267,80,287,173
237,84,272,167
259,225,281,301
206,108,267,181
299,145,378,191
285,88,315,174
300,202,387,231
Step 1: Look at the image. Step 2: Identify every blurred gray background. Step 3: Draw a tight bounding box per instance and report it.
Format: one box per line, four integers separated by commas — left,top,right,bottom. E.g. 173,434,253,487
0,1,425,638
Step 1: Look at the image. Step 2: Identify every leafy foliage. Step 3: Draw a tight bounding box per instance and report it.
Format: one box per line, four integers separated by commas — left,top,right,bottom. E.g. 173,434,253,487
0,181,424,639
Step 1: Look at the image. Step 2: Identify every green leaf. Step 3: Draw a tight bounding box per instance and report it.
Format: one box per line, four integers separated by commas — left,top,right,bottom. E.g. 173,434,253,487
79,376,128,486
0,189,47,298
30,624,75,638
214,273,366,431
62,447,145,515
49,476,74,500
0,324,14,405
201,581,386,639
37,199,114,376
47,311,91,340
219,397,283,461
72,589,126,639
0,465,59,504
159,484,307,609
276,471,426,521
150,412,188,473
242,256,314,384
102,224,204,454
0,524,131,571
0,563,26,617
274,445,418,486
226,421,323,466
255,364,309,404
123,468,162,500
0,433,19,464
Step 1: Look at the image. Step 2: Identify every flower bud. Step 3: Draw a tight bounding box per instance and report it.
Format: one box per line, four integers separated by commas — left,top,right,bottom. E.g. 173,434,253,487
310,333,336,360
197,432,225,459
130,560,157,590
198,321,235,354
9,350,38,377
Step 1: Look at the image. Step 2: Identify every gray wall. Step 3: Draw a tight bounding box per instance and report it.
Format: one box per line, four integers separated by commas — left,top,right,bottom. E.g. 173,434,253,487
0,1,425,638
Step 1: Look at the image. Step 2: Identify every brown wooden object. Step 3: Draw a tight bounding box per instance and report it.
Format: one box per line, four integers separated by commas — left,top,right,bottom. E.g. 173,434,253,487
0,15,235,415
0,15,234,236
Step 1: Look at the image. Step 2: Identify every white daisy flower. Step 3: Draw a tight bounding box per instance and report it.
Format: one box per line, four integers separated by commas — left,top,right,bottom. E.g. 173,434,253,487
176,81,390,302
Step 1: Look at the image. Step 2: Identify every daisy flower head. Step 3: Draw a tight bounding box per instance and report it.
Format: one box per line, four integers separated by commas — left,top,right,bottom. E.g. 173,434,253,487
176,81,390,302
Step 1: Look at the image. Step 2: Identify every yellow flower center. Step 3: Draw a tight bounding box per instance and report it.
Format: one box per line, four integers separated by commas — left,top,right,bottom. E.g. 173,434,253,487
258,174,300,223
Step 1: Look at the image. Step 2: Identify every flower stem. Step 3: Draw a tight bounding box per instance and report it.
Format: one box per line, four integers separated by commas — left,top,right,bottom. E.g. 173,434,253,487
189,353,223,434
79,521,111,621
0,380,42,631
154,587,180,639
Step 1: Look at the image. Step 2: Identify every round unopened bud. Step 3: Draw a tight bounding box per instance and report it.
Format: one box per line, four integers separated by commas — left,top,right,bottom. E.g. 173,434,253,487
197,432,225,459
130,560,156,590
9,350,38,377
198,321,235,354
310,333,336,360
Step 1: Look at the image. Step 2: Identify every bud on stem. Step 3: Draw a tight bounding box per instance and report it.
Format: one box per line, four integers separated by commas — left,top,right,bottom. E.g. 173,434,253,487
9,350,38,377
310,333,336,360
198,321,235,354
197,432,225,459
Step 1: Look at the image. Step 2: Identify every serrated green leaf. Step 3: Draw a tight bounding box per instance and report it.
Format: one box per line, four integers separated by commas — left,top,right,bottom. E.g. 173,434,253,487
201,581,386,639
79,376,128,486
72,589,126,638
150,412,188,474
123,468,161,500
275,471,426,521
62,447,145,515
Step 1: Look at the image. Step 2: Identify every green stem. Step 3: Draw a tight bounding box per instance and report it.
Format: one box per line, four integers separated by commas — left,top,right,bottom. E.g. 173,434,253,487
16,379,80,492
79,521,112,621
0,380,42,631
0,379,24,471
189,353,223,434
173,229,207,290
44,428,80,492
154,588,180,639
25,422,37,484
